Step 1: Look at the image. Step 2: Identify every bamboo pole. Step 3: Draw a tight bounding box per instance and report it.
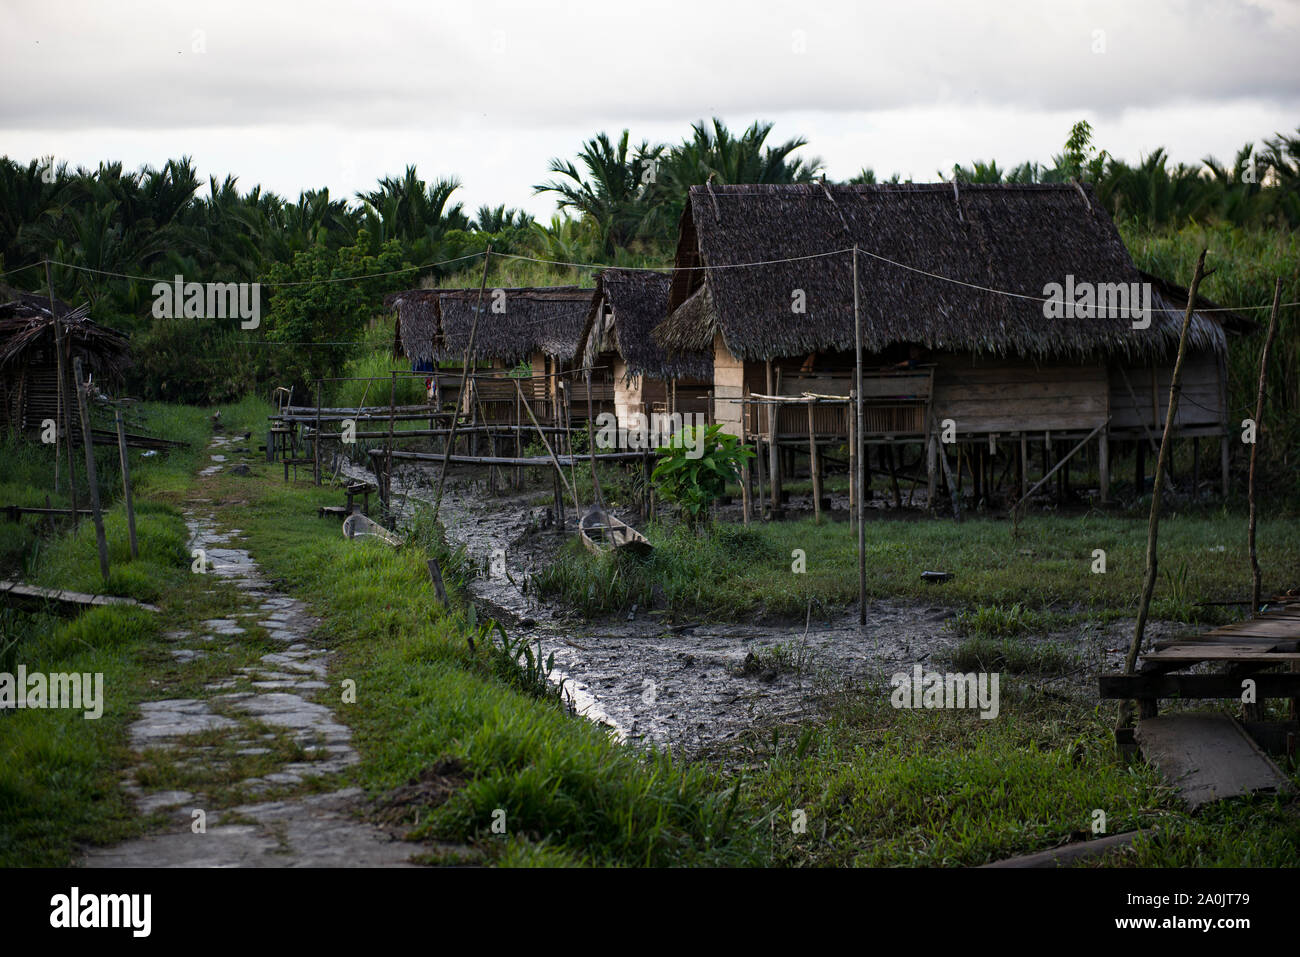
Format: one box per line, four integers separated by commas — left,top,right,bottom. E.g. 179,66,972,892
314,379,322,485
114,407,138,559
385,371,395,505
766,360,779,516
1120,248,1207,728
848,391,858,531
583,367,604,510
514,381,522,489
431,246,492,524
1249,277,1282,613
853,246,866,625
47,262,78,519
72,357,110,582
806,400,821,523
512,379,576,507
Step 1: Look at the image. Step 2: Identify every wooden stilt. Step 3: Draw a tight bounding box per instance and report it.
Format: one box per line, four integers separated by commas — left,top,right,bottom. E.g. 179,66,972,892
926,433,937,512
807,400,822,523
72,357,109,582
1220,435,1230,499
1018,433,1028,501
887,442,902,509
114,408,138,559
741,460,751,526
1099,429,1110,504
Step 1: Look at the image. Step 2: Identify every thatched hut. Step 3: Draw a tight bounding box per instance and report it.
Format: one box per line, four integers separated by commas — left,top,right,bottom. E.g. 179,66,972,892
573,269,713,428
0,287,131,436
386,285,594,421
653,182,1250,504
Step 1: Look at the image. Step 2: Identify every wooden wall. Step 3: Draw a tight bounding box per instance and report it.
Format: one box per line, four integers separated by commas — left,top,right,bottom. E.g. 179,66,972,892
714,333,746,437
707,340,1227,442
1108,351,1224,433
931,355,1108,434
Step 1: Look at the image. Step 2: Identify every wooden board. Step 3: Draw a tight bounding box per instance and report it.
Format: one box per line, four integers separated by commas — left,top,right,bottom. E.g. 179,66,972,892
1207,619,1300,639
1152,634,1296,651
1136,713,1292,809
1143,644,1300,663
0,580,160,614
1100,672,1300,699
979,829,1152,868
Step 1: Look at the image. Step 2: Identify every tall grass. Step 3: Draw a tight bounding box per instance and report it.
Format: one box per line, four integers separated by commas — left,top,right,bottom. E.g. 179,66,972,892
222,463,762,866
532,512,1300,620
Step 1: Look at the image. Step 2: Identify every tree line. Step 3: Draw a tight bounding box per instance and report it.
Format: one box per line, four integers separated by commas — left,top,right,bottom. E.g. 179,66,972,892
0,118,1296,406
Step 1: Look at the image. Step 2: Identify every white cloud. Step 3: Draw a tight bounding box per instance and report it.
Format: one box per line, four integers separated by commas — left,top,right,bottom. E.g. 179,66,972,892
2,0,1297,219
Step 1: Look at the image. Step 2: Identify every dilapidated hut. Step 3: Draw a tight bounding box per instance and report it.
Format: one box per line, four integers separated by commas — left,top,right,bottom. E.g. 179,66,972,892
0,287,131,436
653,182,1249,507
573,269,713,428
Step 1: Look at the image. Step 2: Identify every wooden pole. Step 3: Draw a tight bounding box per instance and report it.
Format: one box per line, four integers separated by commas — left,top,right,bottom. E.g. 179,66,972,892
385,371,396,505
432,246,492,524
926,433,937,511
583,367,604,510
766,362,779,517
1249,277,1283,613
514,381,523,489
512,378,576,508
853,245,865,626
740,459,751,525
1120,248,1207,727
314,379,323,485
1098,429,1109,504
806,399,821,523
849,392,858,530
72,357,110,582
47,262,78,519
560,380,581,512
114,407,138,559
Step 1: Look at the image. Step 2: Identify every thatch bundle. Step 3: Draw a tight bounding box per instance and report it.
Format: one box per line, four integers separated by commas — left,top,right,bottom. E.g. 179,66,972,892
576,269,712,381
386,286,592,364
655,183,1246,362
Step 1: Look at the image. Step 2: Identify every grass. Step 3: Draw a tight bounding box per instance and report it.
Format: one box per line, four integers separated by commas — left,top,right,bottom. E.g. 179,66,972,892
531,511,1300,621
210,458,761,867
6,391,1298,868
728,679,1299,866
0,395,270,866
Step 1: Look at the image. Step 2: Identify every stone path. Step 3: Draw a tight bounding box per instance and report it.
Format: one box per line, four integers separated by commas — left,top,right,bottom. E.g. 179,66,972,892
85,435,414,867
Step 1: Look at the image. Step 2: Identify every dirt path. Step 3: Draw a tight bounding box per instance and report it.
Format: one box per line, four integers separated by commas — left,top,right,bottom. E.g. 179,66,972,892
84,436,413,868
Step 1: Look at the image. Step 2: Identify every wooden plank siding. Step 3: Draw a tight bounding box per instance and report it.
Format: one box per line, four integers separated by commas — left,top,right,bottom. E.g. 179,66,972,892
1108,351,1224,432
708,338,1227,443
714,333,746,437
931,357,1108,435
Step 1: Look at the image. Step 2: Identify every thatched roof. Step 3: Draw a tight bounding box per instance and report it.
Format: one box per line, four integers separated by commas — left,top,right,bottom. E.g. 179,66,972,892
437,287,591,363
655,183,1241,362
385,286,592,364
0,288,131,382
575,269,712,381
384,289,440,363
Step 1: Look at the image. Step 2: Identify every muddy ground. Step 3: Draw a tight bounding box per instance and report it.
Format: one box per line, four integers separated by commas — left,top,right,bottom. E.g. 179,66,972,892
344,459,1189,754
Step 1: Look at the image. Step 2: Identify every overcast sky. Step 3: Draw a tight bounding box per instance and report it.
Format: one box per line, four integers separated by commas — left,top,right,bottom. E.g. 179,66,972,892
3,0,1298,219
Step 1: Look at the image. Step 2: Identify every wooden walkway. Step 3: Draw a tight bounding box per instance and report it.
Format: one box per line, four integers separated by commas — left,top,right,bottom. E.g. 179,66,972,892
1101,600,1300,713
1100,599,1299,807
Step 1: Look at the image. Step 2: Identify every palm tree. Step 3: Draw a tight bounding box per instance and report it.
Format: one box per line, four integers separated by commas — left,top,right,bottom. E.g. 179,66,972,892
534,131,664,255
